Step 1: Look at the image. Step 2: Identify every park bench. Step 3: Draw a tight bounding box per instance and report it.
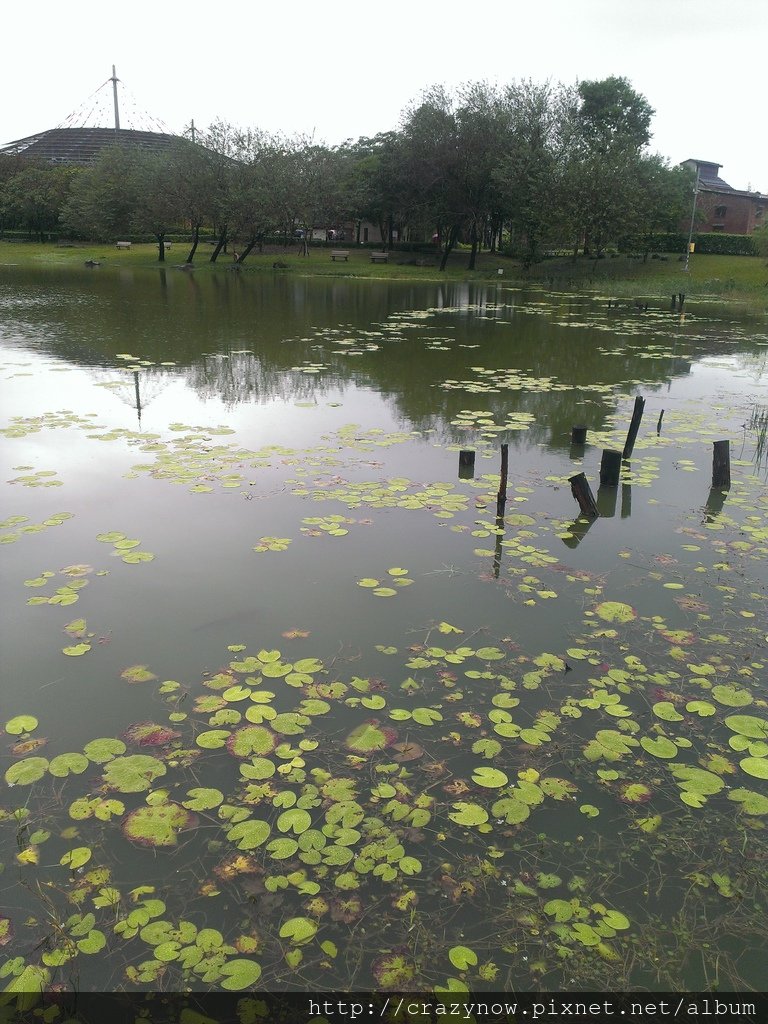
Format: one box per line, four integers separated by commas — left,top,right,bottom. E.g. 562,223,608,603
330,250,350,261
115,241,131,250
161,241,171,250
369,251,389,263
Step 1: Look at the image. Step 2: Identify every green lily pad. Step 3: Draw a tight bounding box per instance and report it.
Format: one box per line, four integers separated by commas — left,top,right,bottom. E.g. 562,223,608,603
739,757,768,779
182,788,224,810
83,737,126,763
345,721,395,754
594,601,636,624
712,685,753,707
728,788,768,814
227,818,271,850
448,945,478,970
5,757,49,785
227,725,277,758
120,665,158,683
640,736,678,759
448,802,489,826
60,847,92,869
5,714,39,735
102,754,166,793
122,803,197,847
279,917,317,945
48,753,89,777
220,958,262,990
62,643,91,657
652,702,684,722
725,715,768,740
121,550,155,563
471,767,509,789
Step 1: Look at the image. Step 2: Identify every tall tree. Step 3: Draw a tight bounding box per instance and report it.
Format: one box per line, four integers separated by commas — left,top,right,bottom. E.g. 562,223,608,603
60,146,140,240
130,152,182,262
0,165,79,240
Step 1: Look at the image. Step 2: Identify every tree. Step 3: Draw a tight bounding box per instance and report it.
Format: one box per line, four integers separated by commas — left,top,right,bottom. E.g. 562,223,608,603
399,87,466,270
61,146,140,241
228,131,292,264
495,80,573,266
167,138,228,263
130,152,183,262
288,139,348,256
0,165,79,240
575,75,654,155
561,77,657,254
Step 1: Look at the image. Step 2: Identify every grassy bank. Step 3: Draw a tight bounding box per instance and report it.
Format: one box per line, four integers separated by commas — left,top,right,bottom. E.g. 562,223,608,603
2,239,766,312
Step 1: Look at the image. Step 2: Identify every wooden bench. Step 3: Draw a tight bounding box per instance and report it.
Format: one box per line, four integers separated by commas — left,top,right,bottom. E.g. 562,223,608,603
330,250,350,261
370,251,389,263
115,241,131,250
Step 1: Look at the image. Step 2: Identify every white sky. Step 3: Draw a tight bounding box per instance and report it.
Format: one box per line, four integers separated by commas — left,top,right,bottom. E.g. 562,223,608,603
3,0,765,191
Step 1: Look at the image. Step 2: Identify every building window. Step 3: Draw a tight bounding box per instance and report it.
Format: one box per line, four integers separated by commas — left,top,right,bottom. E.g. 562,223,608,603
715,205,727,218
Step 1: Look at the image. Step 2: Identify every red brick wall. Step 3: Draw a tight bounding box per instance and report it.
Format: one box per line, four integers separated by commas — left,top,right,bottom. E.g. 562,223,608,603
695,190,765,234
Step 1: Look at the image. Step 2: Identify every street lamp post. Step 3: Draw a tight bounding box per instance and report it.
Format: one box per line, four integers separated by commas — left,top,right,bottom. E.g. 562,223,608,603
683,163,701,273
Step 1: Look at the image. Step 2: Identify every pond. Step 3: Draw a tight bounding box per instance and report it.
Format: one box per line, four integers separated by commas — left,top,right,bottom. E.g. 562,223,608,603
1,264,767,996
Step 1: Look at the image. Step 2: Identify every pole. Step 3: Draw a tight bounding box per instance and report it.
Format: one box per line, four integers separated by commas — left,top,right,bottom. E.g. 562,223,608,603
683,163,700,273
111,65,121,135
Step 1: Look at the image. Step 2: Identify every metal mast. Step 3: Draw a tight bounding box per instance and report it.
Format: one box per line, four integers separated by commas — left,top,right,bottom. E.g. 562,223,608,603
110,65,121,135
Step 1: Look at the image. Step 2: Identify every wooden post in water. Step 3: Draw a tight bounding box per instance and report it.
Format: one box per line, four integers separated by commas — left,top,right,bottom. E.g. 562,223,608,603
496,443,509,517
458,450,475,479
599,449,622,486
569,472,599,519
656,409,664,435
712,440,731,488
622,396,646,460
621,483,632,519
571,425,587,445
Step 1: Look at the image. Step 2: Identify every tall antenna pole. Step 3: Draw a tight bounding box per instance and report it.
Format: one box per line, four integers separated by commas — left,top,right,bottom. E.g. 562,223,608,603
111,65,121,135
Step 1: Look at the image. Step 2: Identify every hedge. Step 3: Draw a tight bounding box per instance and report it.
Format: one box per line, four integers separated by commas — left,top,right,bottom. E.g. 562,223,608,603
634,232,758,257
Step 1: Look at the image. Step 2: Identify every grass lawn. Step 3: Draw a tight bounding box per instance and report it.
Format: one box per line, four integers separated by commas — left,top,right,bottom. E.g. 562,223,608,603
2,239,766,311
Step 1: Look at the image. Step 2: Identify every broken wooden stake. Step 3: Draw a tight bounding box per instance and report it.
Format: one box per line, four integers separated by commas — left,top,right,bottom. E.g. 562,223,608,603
496,443,509,517
458,450,475,479
571,425,587,445
622,396,646,460
569,472,599,519
712,440,731,488
599,449,622,486
656,409,664,435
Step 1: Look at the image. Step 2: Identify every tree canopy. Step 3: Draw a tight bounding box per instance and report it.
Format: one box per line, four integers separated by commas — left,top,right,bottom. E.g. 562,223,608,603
1,76,694,268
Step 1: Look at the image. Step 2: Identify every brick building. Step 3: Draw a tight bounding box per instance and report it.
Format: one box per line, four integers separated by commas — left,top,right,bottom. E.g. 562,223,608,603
681,159,767,234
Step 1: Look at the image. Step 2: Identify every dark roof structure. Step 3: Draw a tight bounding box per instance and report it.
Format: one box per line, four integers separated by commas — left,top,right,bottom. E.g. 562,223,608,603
0,67,183,166
0,127,179,166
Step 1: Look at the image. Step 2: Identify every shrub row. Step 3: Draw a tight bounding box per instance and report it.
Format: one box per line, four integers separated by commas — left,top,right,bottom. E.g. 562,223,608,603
638,232,758,256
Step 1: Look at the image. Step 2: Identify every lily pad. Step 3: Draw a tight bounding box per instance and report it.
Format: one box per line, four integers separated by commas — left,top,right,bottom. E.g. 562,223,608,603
122,804,197,847
279,917,317,945
594,601,636,624
739,757,768,779
120,665,158,684
345,720,396,754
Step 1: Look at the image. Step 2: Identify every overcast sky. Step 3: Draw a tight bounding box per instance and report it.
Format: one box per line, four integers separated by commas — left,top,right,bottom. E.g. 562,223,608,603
3,0,764,191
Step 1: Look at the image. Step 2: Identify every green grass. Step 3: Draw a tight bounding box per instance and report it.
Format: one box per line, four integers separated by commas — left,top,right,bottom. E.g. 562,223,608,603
2,240,766,311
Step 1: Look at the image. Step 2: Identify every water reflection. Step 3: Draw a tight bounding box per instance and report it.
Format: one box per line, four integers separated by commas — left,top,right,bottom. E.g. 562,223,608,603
0,266,765,456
